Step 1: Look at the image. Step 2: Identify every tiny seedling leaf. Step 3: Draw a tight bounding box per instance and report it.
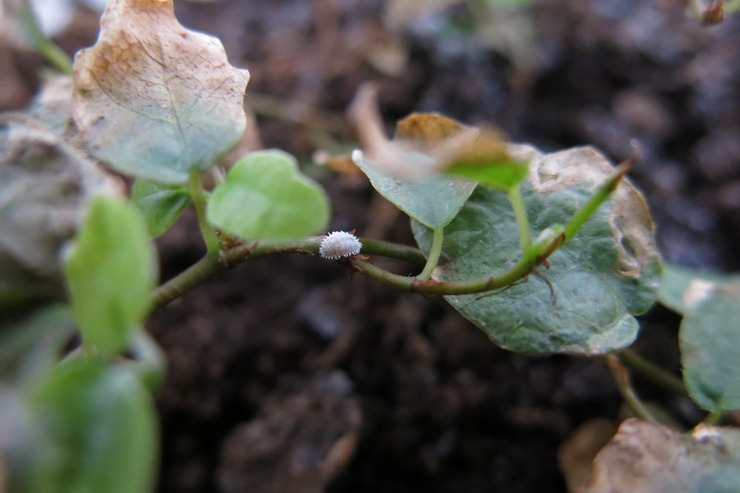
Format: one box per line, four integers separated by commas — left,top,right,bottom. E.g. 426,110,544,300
207,150,330,240
64,197,157,355
413,145,661,355
27,360,157,493
131,178,191,238
680,280,740,412
71,0,250,184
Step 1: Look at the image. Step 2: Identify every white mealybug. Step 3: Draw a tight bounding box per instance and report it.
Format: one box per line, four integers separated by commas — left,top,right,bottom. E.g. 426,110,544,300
320,231,362,260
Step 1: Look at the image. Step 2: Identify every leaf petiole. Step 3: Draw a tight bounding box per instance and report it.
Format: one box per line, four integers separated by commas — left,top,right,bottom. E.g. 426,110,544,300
188,169,220,255
417,227,444,280
508,185,532,252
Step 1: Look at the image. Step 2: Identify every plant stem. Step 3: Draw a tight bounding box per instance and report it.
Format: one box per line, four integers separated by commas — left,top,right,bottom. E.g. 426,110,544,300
151,237,427,310
188,169,220,255
562,157,634,243
508,186,532,252
351,236,556,295
703,407,725,425
606,354,658,423
417,228,444,280
727,0,740,12
617,350,687,396
16,0,73,74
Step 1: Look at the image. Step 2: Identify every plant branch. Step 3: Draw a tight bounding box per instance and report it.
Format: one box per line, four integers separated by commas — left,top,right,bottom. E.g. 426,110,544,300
606,354,658,423
150,237,427,310
417,228,444,280
617,350,687,396
562,152,637,243
15,0,73,74
350,236,558,295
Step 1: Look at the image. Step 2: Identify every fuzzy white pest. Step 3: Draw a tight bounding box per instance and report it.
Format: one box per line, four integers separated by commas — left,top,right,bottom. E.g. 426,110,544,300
319,231,362,259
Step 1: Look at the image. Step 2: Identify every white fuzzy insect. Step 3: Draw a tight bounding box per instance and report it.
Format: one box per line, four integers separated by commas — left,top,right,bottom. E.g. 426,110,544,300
320,231,362,259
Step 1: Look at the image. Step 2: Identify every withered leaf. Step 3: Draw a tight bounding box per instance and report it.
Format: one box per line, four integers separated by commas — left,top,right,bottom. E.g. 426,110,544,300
582,419,740,493
0,114,122,306
72,0,250,184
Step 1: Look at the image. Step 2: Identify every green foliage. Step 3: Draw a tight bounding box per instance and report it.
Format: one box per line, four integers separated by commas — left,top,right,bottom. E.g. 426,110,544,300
131,179,191,238
680,281,740,413
659,263,740,315
24,360,157,493
64,197,157,356
413,181,661,355
207,150,330,240
353,150,476,229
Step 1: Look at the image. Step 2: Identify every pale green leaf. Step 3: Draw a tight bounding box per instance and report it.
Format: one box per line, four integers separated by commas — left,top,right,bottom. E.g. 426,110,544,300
207,150,330,240
130,178,190,238
353,150,476,229
71,0,249,184
680,280,740,412
659,263,740,314
64,197,157,355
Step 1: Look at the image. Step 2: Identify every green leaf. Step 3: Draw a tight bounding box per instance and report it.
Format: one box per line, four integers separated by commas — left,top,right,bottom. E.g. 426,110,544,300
680,280,740,412
447,158,529,192
207,150,330,240
130,178,191,238
25,360,157,493
586,419,740,493
71,0,249,184
659,263,740,315
0,304,75,385
413,145,661,355
353,150,476,229
64,197,157,355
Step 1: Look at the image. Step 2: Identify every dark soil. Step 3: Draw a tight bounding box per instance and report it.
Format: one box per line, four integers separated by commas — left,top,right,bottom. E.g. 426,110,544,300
3,1,739,492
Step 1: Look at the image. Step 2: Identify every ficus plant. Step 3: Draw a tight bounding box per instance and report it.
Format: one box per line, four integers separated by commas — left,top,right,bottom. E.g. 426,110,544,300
1,0,740,492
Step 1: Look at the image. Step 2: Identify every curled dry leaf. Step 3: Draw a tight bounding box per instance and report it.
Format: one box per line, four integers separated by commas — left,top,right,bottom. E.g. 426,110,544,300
578,419,740,493
72,0,250,184
0,114,123,305
349,85,484,179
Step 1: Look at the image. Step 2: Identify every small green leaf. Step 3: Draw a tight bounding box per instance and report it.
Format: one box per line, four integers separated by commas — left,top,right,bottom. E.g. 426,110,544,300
413,145,661,355
353,150,476,229
680,280,740,412
131,178,191,238
443,129,529,192
207,150,330,240
659,263,740,314
27,360,157,493
447,158,529,192
64,197,157,355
